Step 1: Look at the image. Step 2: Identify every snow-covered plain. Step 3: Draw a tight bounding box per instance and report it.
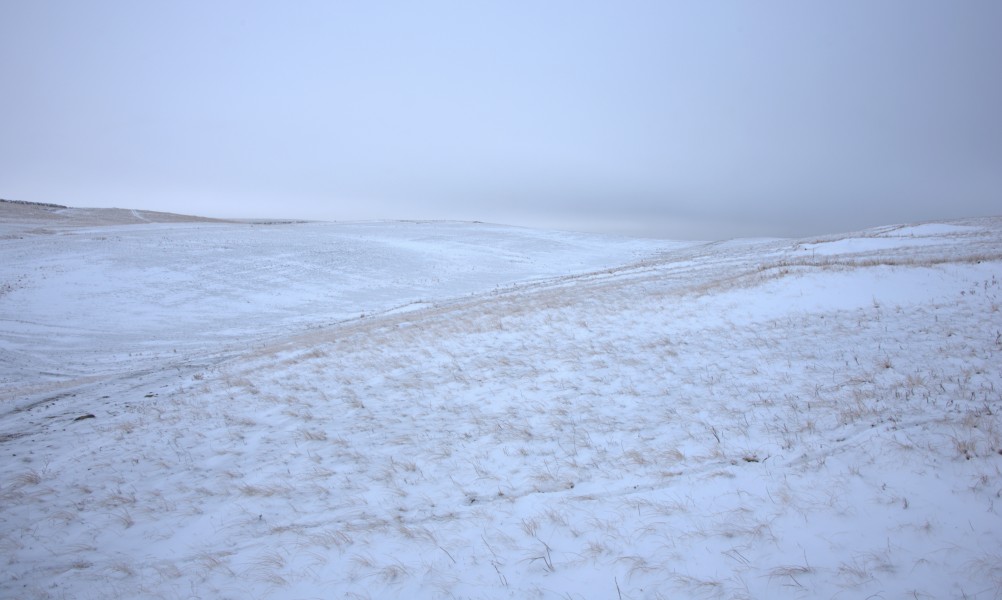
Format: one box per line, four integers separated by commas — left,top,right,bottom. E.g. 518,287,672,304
2,202,1001,599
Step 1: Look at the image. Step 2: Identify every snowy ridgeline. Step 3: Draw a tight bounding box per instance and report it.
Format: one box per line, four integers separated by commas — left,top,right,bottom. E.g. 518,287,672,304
1,210,1001,599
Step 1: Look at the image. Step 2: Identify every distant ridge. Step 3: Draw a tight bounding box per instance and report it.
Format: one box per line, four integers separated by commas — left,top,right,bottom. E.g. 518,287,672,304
0,198,67,209
0,200,237,229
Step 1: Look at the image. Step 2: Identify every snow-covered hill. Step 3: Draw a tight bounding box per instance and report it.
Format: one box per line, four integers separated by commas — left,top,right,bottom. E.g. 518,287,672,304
2,206,1000,599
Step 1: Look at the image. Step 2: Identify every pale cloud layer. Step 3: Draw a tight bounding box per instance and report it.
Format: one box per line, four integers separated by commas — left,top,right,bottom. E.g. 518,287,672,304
2,1,1000,238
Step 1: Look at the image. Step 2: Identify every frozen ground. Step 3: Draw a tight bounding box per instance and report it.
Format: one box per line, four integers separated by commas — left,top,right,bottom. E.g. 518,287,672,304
1,203,1001,599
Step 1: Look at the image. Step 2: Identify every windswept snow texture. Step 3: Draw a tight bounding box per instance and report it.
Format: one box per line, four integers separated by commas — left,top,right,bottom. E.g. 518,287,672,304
2,205,1002,599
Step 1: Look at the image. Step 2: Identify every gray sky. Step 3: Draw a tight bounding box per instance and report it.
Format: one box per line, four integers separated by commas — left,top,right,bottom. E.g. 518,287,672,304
2,1,1000,239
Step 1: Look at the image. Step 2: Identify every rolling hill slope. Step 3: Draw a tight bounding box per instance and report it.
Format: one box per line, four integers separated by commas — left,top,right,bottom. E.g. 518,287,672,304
1,208,1001,598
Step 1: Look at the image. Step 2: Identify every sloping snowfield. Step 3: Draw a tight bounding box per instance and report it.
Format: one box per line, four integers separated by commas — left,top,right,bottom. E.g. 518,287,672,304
2,202,1001,599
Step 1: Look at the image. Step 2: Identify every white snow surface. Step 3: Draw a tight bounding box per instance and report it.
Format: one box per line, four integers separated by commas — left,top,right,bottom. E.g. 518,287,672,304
2,205,1002,599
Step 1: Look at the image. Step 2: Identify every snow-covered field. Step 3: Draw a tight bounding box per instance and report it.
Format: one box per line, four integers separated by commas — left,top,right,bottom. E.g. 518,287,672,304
2,202,1001,599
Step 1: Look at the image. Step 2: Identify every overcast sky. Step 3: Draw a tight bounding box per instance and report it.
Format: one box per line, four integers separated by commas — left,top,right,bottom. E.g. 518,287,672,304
2,1,1000,239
